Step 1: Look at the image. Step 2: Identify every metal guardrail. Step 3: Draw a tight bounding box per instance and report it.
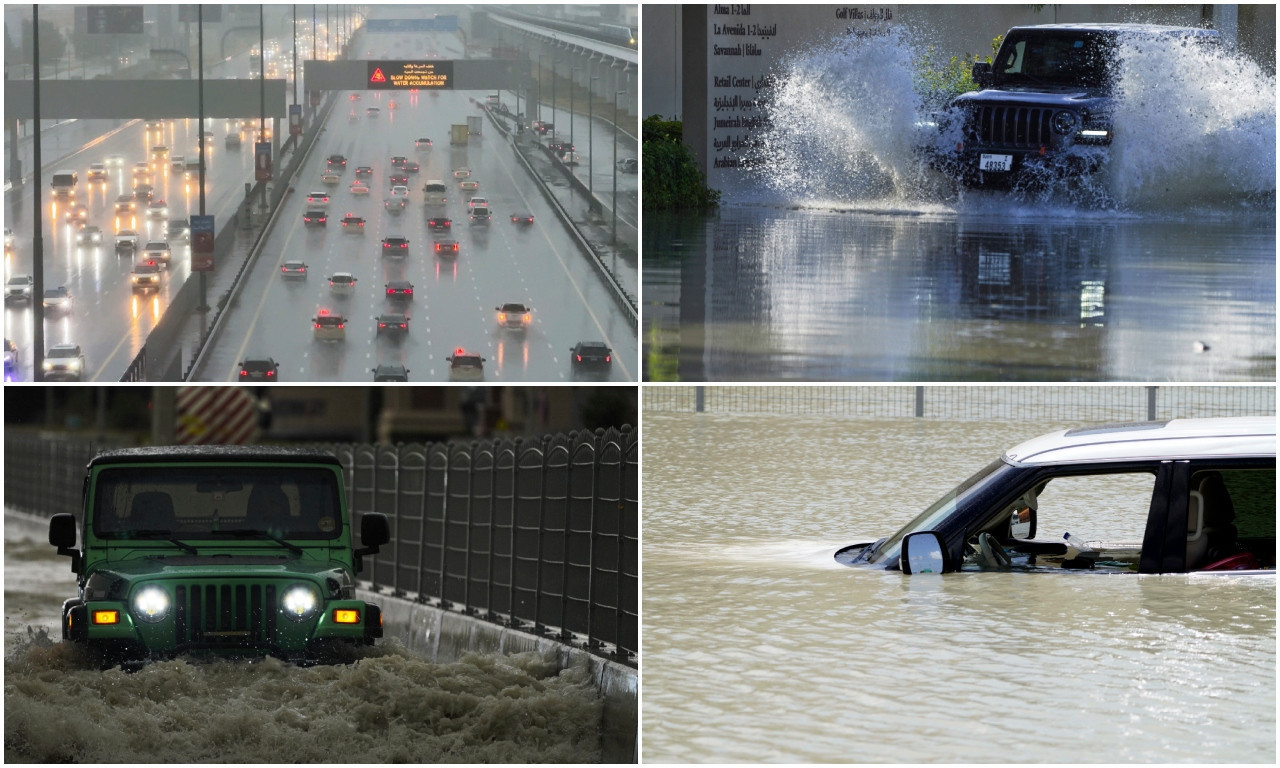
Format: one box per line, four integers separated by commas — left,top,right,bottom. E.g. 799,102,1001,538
181,90,342,381
485,105,638,329
3,425,638,666
645,385,1277,423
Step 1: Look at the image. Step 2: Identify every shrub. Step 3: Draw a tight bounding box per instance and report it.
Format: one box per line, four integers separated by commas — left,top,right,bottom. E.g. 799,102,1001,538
642,115,720,212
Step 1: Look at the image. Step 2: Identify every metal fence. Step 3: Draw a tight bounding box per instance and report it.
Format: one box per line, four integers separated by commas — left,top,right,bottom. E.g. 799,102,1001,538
644,385,1276,422
3,427,638,665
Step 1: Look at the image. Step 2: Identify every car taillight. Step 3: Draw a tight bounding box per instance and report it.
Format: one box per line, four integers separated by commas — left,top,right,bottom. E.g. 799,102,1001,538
576,354,582,362
266,370,275,376
239,370,248,376
400,242,407,248
605,355,611,362
378,323,385,328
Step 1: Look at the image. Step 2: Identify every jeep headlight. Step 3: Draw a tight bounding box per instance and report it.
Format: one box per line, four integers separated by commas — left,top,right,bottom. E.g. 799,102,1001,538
282,586,320,621
1052,111,1078,136
134,586,171,623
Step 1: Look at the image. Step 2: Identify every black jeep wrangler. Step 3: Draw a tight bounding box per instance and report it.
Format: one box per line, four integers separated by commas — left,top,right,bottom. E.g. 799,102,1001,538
922,23,1219,188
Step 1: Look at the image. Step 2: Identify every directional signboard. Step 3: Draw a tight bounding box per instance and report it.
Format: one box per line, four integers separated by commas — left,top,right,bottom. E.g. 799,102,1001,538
366,61,454,90
86,5,143,34
254,141,272,181
190,215,215,272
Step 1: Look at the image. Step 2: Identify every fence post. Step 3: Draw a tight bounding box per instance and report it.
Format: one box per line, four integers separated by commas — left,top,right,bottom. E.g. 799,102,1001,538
915,386,925,418
695,386,705,412
1147,386,1158,421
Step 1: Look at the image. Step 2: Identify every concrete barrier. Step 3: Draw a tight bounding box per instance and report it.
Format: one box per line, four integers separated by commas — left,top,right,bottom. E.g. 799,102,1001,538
358,584,638,763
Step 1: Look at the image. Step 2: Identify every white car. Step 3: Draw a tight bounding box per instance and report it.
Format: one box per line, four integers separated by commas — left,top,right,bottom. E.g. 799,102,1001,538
328,272,357,296
142,241,172,266
452,167,472,179
43,343,86,381
389,185,409,199
306,191,331,206
321,172,341,186
468,196,488,209
350,181,370,196
6,274,34,303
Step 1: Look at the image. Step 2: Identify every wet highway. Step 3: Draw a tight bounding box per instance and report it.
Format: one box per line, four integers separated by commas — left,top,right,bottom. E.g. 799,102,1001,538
193,82,636,382
5,22,637,383
3,46,270,382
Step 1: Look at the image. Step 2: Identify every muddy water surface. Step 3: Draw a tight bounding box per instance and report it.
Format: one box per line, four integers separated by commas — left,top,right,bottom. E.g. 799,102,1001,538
641,410,1276,762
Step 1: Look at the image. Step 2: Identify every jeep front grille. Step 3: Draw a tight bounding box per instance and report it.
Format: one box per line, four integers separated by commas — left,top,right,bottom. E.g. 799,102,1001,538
174,583,277,649
974,106,1053,149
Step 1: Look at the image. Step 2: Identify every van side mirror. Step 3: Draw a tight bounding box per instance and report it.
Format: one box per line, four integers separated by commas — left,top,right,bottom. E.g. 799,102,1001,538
1009,504,1036,539
901,531,952,574
353,512,390,572
971,62,992,89
49,513,82,573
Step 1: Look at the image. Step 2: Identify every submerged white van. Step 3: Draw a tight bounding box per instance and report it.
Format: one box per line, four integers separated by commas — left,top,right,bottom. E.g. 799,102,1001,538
837,417,1276,575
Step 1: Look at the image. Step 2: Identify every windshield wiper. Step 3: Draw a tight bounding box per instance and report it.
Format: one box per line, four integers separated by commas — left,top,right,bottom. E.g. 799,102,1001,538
130,530,198,555
223,528,304,555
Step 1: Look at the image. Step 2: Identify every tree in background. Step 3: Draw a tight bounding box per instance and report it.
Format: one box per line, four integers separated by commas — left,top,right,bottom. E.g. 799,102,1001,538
642,115,720,212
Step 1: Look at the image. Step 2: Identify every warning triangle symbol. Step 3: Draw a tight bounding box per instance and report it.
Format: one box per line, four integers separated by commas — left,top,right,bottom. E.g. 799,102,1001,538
370,68,387,83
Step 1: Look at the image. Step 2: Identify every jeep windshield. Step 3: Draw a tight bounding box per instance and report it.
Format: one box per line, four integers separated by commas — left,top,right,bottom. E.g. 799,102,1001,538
993,30,1116,89
92,466,342,541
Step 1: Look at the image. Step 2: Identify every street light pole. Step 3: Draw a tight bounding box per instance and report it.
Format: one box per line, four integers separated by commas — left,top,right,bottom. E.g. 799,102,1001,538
588,72,598,205
613,90,622,244
552,57,560,138
570,66,579,151
537,53,545,123
197,5,208,311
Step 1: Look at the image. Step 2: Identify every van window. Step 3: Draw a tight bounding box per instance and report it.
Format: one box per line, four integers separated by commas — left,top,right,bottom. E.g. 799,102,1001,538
51,172,77,188
423,182,447,193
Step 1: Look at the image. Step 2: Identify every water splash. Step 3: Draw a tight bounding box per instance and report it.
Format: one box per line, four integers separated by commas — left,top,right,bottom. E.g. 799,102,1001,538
751,26,1276,213
3,637,605,763
1108,34,1277,207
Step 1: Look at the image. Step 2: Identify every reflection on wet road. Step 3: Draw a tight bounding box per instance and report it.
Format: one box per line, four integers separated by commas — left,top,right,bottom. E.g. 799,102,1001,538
644,205,1275,381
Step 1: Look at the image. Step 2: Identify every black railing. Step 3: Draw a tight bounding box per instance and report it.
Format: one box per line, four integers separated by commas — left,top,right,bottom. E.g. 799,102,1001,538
319,427,637,663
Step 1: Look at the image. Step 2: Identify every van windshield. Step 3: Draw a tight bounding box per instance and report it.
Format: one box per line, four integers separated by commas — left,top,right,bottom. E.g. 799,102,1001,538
92,466,342,540
868,457,1010,564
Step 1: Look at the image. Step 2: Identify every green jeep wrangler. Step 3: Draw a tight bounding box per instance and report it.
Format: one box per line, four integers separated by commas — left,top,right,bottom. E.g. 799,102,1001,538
49,446,390,668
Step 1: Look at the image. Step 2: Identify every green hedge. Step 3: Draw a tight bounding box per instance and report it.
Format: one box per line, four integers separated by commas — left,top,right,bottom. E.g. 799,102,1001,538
642,115,720,212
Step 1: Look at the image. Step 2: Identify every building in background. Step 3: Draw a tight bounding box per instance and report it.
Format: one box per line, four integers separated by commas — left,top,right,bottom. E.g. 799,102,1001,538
4,386,637,446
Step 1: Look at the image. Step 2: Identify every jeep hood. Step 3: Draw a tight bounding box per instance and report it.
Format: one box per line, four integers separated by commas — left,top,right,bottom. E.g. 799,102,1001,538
953,88,1108,109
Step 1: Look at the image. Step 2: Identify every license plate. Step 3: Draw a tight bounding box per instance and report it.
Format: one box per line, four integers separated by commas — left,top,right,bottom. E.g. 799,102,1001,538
979,154,1013,172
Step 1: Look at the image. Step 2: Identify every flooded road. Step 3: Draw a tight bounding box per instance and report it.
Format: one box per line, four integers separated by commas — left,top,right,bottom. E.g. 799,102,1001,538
644,21,1276,383
640,406,1275,762
3,512,605,763
643,206,1275,381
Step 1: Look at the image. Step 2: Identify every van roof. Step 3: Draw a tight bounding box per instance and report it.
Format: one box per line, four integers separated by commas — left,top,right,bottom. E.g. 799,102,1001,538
1004,417,1276,466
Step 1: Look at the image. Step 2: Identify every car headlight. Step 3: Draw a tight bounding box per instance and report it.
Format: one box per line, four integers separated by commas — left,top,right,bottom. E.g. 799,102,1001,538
282,585,319,621
1052,111,1078,136
134,586,170,623
42,360,52,370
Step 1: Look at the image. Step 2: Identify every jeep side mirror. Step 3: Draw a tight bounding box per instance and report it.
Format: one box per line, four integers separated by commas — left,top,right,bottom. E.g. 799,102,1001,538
971,62,992,89
49,513,82,573
901,531,952,574
354,512,390,572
